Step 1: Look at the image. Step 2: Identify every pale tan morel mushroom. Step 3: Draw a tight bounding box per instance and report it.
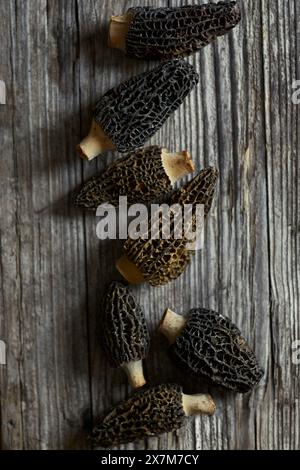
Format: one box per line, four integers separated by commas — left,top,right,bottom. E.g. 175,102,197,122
73,146,194,209
116,167,219,286
91,384,216,448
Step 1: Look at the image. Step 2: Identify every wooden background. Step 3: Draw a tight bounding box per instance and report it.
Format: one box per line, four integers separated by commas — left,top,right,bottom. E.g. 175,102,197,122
0,0,299,450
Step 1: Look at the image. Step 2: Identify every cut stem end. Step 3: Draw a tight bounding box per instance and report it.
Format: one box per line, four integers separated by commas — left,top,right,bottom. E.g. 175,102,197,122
158,308,187,344
122,360,146,389
77,120,115,161
182,393,216,417
116,255,145,285
162,149,195,185
108,13,133,50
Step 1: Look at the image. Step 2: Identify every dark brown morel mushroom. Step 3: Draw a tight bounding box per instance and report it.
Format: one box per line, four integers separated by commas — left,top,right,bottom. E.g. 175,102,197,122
91,384,216,448
72,146,194,209
159,308,264,393
77,60,199,160
116,167,219,286
102,282,150,389
109,2,241,60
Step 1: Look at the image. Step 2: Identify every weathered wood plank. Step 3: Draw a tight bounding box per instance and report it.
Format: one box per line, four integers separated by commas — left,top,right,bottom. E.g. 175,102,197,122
0,0,299,450
0,0,24,450
261,0,300,451
0,0,91,450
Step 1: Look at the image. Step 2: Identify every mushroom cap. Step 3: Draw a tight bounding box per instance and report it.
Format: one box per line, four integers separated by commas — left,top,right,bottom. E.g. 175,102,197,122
124,237,191,287
93,60,199,153
171,166,219,217
123,167,218,287
102,281,150,368
125,2,241,60
91,384,185,448
72,146,172,209
172,308,264,393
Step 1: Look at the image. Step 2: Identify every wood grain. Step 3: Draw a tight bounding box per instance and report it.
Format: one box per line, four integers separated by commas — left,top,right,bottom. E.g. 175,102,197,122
0,0,299,450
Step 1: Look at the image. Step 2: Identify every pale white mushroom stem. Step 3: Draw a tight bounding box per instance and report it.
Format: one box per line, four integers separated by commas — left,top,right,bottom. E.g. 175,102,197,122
122,360,146,389
182,393,216,417
116,255,145,285
162,149,195,185
108,13,133,51
77,120,115,161
158,308,187,344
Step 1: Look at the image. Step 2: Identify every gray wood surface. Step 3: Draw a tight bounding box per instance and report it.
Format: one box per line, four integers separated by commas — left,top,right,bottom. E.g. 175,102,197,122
0,0,299,450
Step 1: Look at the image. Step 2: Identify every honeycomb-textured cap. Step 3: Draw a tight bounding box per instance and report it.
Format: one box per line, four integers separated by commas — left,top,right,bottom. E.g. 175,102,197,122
122,167,218,287
172,308,264,393
124,2,241,59
93,60,199,153
101,281,150,367
91,384,185,448
72,146,172,209
171,167,219,217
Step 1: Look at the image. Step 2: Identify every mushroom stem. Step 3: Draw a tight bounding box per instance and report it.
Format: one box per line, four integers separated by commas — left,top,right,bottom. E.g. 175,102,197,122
108,13,133,50
161,149,195,185
116,255,145,285
182,393,216,417
77,120,115,161
158,308,187,344
122,360,146,389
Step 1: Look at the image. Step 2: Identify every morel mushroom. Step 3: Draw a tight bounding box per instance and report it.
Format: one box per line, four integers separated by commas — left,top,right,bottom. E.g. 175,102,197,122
109,2,241,60
91,384,216,448
116,167,219,286
72,146,194,209
159,308,264,393
102,282,150,389
77,60,199,160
